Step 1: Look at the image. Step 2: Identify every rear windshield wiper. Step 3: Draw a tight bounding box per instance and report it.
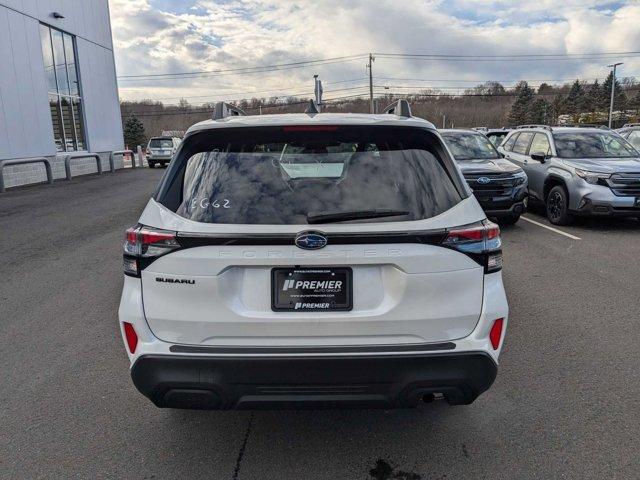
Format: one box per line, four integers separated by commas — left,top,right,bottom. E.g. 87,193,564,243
306,209,410,224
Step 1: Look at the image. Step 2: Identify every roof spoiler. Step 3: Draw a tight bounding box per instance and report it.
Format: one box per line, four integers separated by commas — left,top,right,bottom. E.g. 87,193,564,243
212,102,246,120
305,99,320,114
382,99,412,118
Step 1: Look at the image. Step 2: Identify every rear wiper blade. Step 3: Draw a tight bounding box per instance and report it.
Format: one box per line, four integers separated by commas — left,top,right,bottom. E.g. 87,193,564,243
306,209,410,224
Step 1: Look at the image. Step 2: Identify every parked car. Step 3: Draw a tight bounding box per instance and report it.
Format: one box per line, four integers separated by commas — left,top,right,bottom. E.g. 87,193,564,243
441,129,528,225
498,125,640,225
119,100,509,410
146,136,181,168
485,128,511,147
616,123,640,150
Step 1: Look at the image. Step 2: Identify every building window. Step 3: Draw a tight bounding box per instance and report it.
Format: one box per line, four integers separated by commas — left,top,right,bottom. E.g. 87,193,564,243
40,24,86,152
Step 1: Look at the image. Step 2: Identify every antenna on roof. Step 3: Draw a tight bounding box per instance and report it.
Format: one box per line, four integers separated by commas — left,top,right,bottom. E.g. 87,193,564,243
382,99,412,118
212,102,246,120
305,99,320,115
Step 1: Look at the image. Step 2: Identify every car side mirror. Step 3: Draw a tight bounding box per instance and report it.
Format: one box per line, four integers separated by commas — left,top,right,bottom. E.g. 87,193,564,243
530,152,547,163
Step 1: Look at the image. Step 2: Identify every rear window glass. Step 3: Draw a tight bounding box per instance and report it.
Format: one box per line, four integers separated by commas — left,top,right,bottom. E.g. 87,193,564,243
441,132,501,160
159,126,464,225
486,132,508,146
150,138,173,148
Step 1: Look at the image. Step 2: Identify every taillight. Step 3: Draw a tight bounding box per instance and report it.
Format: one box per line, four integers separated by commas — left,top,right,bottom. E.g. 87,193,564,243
123,322,138,353
442,220,502,273
489,318,504,350
123,225,180,277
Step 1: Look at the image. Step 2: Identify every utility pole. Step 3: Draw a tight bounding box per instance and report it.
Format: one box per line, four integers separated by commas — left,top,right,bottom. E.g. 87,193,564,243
442,114,446,129
607,62,623,128
367,53,375,114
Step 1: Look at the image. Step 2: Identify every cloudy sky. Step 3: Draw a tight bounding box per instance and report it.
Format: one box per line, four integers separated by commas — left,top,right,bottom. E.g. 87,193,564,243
108,0,640,105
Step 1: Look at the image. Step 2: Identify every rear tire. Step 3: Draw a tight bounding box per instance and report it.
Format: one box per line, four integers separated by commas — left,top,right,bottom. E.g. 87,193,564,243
546,186,573,225
497,215,520,226
148,161,155,169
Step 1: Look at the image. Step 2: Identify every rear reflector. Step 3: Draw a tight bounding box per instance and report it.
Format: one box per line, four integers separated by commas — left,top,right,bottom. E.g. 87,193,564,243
489,318,504,350
123,322,138,354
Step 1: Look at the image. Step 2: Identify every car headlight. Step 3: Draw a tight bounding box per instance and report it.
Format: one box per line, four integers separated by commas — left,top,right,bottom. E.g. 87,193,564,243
511,170,527,185
575,169,611,184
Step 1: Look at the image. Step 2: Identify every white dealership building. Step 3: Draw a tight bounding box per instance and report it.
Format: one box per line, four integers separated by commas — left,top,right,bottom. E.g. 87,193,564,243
0,1,123,189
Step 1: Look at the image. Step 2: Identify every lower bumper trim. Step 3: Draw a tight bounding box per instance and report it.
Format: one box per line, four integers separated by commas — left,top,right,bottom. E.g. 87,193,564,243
131,352,498,410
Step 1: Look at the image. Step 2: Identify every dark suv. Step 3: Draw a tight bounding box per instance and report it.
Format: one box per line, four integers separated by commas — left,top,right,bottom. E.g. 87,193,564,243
441,129,528,225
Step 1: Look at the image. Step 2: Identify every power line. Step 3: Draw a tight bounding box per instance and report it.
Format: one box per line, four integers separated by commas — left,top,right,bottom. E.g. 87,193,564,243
117,55,368,81
130,85,370,108
119,77,369,102
374,51,640,59
118,50,640,82
374,75,639,83
121,92,373,117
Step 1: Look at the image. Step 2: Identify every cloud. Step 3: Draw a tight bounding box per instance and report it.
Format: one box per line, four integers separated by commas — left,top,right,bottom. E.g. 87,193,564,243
108,0,640,104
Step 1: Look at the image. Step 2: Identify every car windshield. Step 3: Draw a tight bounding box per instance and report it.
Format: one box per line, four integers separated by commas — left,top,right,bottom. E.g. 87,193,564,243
158,126,464,225
553,132,639,159
441,132,501,160
150,138,173,148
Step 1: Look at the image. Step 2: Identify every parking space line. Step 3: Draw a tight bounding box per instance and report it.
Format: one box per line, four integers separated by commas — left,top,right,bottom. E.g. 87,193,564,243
520,215,581,240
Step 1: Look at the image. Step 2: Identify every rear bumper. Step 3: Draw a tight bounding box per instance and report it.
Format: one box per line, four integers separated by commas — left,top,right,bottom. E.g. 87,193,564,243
131,352,498,410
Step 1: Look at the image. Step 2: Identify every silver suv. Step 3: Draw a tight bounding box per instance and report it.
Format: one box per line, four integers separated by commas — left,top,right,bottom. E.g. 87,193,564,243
498,126,640,225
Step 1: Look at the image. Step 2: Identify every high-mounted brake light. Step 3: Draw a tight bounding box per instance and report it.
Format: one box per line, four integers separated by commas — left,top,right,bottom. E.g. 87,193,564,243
123,225,180,277
282,125,339,132
442,220,502,273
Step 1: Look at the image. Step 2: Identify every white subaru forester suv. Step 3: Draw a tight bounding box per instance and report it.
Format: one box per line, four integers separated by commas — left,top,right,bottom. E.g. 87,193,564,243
118,100,509,410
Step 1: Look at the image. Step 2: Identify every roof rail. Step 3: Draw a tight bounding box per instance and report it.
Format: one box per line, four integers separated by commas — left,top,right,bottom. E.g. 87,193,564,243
516,124,553,131
212,102,246,120
382,99,412,118
305,99,320,114
472,126,488,132
562,123,609,129
622,123,640,128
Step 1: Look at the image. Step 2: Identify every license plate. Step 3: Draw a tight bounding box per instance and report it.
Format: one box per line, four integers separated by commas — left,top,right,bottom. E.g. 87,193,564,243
271,267,352,312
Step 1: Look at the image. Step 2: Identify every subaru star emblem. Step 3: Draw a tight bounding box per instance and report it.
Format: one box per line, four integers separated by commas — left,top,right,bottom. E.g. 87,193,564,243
295,231,328,250
477,176,491,185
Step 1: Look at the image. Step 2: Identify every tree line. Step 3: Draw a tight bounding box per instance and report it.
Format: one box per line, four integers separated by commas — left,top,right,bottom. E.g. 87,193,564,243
122,74,640,148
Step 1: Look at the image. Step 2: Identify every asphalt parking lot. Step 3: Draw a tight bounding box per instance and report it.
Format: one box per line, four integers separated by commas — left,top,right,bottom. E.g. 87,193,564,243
1,169,638,479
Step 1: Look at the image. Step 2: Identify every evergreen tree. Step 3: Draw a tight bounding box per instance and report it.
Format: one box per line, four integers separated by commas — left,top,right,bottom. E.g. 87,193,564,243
529,98,551,124
629,91,640,115
564,80,587,115
602,72,627,112
508,81,535,125
123,115,146,149
586,80,606,112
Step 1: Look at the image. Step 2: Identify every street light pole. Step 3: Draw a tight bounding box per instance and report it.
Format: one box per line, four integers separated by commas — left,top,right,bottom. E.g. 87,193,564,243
367,53,375,114
607,62,623,128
